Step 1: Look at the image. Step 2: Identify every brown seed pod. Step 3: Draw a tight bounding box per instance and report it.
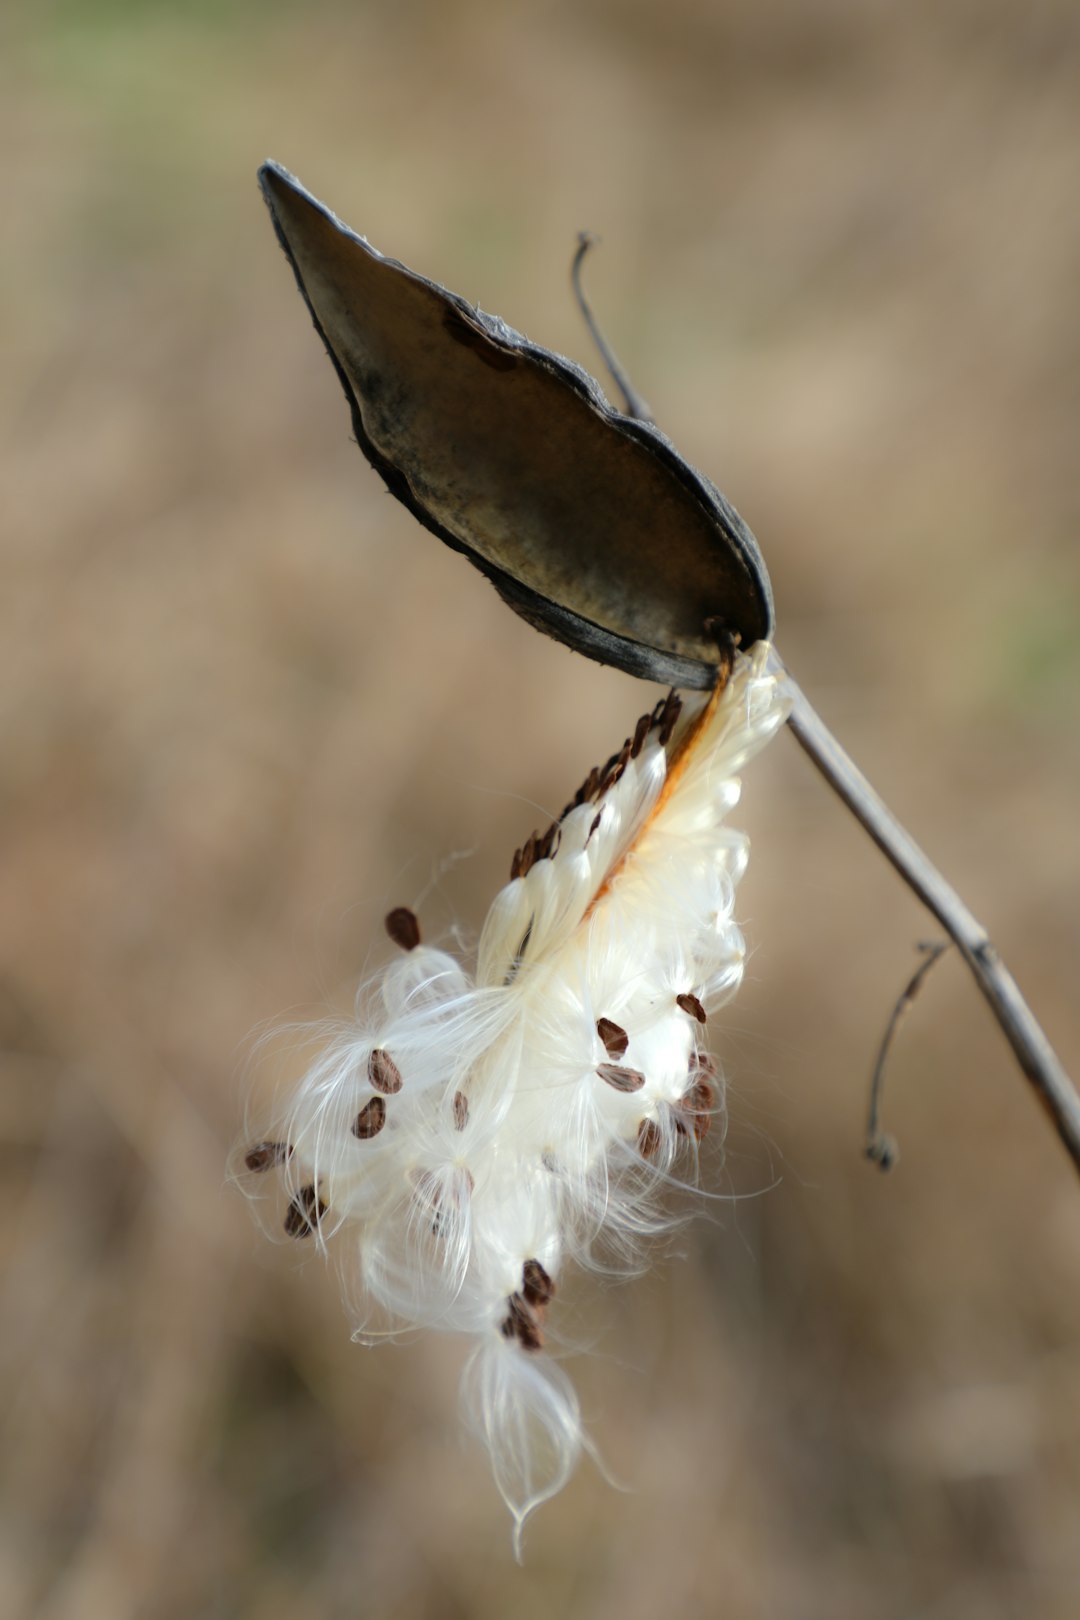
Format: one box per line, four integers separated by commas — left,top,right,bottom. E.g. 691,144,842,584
259,163,773,689
368,1048,404,1094
385,907,421,952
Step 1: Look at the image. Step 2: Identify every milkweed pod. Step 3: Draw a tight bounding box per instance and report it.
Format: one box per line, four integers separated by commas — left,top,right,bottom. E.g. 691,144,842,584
258,161,774,689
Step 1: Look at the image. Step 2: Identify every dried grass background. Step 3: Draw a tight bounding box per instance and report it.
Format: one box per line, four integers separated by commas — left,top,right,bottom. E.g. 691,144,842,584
3,2,1079,1616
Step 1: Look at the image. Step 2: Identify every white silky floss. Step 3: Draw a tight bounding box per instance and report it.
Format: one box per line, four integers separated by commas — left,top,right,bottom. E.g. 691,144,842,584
241,643,791,1551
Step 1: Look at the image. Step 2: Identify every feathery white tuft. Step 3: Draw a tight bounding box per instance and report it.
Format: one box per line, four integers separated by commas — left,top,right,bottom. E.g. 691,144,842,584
238,643,791,1546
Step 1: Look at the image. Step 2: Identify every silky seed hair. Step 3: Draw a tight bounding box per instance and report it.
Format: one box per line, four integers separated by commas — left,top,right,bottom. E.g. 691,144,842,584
237,642,791,1552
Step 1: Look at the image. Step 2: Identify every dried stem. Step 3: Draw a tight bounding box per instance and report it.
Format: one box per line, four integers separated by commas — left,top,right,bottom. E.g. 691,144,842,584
780,662,1080,1176
567,263,1080,1175
570,235,654,423
865,941,950,1171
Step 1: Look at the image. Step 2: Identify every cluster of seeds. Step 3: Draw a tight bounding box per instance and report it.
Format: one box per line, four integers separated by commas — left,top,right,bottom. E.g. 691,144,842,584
239,642,790,1541
510,690,683,883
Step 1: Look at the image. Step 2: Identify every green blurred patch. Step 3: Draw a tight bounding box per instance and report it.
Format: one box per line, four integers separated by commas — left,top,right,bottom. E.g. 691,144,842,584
36,0,297,31
996,577,1080,717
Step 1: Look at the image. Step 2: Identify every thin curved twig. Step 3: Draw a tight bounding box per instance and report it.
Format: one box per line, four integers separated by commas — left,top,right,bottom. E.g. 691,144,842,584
866,941,950,1170
781,666,1080,1177
570,234,654,423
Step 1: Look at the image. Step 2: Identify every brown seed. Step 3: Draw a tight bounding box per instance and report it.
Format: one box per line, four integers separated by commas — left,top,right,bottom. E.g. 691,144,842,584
630,712,651,758
352,1096,387,1139
676,992,707,1024
678,1075,717,1142
596,1017,629,1059
368,1048,403,1095
244,1141,290,1173
452,1091,470,1130
522,1258,556,1307
535,822,558,861
500,1293,544,1352
385,907,421,952
586,809,604,845
597,1062,645,1093
284,1183,325,1238
659,693,683,746
637,1119,662,1159
685,1076,717,1114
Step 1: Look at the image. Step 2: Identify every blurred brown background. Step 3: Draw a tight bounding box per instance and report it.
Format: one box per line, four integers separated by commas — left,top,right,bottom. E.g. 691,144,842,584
3,1,1079,1616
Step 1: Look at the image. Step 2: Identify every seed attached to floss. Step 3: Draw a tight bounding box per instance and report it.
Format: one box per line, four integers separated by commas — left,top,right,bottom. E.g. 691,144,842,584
501,1293,544,1352
658,693,682,746
452,1090,470,1130
244,1140,291,1173
521,1259,556,1308
637,1119,662,1159
676,992,707,1024
597,1062,646,1093
284,1183,325,1238
596,1018,630,1059
675,1075,718,1142
352,1097,387,1139
368,1048,403,1095
385,906,421,952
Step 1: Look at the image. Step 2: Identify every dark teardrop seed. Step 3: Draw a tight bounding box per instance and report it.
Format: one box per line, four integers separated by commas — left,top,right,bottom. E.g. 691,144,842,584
676,992,707,1024
596,1017,629,1059
244,1141,290,1173
500,1293,544,1352
597,1062,645,1093
522,1258,555,1307
637,1119,662,1158
284,1184,325,1238
385,907,421,951
368,1048,403,1094
352,1097,387,1139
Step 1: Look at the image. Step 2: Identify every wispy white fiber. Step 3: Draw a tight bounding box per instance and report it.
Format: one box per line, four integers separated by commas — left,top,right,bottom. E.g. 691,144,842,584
238,643,791,1548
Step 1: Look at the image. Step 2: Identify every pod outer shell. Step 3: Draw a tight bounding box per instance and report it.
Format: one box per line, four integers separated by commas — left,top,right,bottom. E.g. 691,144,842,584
259,161,774,688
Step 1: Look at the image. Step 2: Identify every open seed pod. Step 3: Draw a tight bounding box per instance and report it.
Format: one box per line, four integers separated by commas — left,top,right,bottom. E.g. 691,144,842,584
259,161,773,688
